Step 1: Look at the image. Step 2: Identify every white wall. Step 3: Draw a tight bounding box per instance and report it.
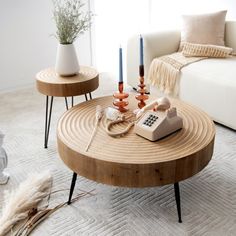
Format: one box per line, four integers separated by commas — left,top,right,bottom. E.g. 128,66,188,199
93,0,149,74
0,0,92,92
149,0,236,30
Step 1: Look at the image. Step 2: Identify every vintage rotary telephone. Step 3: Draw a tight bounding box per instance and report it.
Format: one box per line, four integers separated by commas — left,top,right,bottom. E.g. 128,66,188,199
134,97,183,141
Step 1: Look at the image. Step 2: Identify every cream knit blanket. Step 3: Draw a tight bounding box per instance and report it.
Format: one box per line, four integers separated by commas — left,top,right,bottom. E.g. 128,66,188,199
148,43,234,96
148,52,204,96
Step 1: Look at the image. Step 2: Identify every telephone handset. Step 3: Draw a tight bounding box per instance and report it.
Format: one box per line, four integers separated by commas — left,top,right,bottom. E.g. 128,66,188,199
134,99,183,141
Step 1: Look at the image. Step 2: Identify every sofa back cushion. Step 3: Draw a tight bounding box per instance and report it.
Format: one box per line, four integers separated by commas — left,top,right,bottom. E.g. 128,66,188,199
181,10,227,47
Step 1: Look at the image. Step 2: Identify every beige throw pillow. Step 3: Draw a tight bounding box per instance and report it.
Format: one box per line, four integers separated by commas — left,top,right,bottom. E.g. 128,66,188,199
181,10,227,48
182,42,233,58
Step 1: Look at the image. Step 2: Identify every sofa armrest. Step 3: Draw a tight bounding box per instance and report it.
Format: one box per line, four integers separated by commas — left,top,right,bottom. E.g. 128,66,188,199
225,21,236,51
126,30,181,89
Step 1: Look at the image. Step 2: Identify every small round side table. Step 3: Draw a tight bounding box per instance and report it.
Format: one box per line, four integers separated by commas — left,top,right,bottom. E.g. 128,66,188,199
36,66,99,148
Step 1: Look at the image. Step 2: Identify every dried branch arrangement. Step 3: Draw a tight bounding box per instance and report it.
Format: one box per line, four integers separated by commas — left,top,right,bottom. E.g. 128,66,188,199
53,0,93,44
0,171,52,236
0,171,94,236
13,190,94,236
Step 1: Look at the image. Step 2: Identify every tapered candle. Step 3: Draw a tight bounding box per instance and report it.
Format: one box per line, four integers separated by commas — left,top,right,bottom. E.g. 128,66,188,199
140,35,144,66
119,47,123,83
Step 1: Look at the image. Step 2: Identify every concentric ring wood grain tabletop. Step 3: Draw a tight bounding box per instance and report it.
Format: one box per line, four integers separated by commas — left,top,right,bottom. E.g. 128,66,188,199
36,66,99,97
57,94,215,187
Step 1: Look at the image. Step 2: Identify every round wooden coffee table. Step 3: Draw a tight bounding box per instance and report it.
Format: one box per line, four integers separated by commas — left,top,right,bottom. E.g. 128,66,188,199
36,66,99,148
57,94,215,223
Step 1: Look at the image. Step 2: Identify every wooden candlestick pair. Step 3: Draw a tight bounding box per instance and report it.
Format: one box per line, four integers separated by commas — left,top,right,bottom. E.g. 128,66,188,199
113,65,149,112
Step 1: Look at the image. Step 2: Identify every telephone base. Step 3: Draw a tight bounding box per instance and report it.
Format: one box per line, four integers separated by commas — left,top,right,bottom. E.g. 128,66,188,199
134,109,183,141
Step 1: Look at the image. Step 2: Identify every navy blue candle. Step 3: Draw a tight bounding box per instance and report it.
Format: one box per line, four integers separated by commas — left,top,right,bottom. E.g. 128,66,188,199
140,35,144,66
119,47,123,83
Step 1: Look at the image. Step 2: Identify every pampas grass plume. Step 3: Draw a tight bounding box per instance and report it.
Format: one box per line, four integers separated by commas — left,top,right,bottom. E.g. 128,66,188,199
0,171,52,236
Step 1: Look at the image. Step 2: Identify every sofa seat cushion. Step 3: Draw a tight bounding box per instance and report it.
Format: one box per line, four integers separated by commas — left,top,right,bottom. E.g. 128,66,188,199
179,57,236,129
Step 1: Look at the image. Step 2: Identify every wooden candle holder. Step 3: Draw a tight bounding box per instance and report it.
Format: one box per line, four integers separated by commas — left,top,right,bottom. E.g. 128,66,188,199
113,82,129,112
135,65,149,109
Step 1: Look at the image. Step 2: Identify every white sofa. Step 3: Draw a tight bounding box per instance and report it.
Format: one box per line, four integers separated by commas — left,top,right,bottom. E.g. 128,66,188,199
127,21,236,130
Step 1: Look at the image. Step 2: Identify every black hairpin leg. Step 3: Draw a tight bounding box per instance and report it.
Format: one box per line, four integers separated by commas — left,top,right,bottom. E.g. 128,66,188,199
65,96,74,110
174,182,182,223
65,97,69,110
44,96,54,148
67,93,93,204
68,172,77,204
44,95,74,148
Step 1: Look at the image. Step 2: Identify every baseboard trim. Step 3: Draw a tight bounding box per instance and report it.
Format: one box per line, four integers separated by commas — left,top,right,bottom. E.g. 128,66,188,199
0,82,34,95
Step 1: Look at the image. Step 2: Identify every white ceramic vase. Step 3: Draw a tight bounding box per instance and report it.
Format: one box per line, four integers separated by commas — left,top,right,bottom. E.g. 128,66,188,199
55,43,80,76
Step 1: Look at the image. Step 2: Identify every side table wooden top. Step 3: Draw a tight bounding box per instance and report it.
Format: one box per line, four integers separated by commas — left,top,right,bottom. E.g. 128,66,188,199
57,94,215,187
36,66,99,97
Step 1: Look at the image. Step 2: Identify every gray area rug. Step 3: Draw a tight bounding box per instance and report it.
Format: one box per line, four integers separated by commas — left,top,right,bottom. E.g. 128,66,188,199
0,74,236,236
